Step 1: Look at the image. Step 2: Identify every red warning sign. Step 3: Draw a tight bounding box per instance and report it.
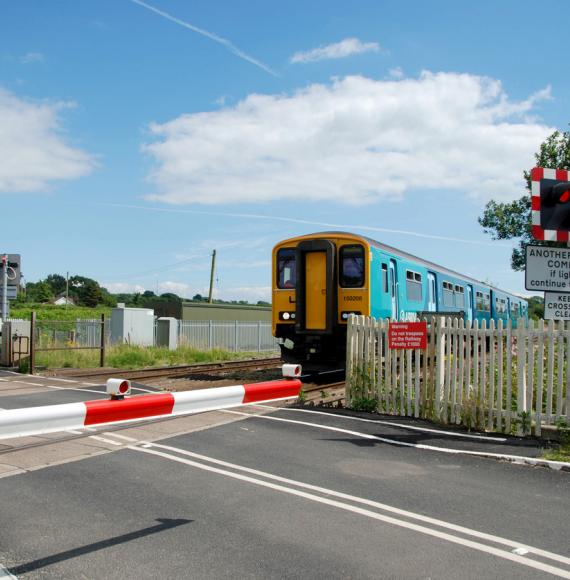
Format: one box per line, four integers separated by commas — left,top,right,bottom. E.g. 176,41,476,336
389,321,427,350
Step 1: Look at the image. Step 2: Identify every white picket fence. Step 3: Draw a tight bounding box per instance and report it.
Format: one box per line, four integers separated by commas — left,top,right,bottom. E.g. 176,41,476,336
346,316,570,436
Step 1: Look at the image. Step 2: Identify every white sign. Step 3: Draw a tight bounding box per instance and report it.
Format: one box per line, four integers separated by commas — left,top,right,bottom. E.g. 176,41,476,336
525,244,570,291
0,286,17,300
544,292,570,320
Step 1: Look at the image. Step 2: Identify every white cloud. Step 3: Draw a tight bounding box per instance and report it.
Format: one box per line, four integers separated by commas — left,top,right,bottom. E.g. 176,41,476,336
290,38,380,64
0,89,95,193
21,52,45,64
102,282,146,294
388,67,404,79
143,72,553,206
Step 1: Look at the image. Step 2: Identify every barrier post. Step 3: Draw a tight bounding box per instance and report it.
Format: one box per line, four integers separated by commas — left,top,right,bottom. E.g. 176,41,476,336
100,313,106,368
29,311,36,375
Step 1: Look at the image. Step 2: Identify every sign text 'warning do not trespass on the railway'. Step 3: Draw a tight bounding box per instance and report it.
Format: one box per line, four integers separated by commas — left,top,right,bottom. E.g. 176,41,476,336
525,244,570,291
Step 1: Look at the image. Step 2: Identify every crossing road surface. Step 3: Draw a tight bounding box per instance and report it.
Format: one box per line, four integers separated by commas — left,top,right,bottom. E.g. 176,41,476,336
0,375,569,579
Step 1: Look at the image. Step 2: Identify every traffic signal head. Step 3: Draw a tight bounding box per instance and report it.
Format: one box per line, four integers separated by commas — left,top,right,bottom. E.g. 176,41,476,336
540,178,570,230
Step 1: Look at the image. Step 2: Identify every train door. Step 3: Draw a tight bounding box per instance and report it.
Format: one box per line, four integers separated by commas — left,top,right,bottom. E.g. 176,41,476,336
466,285,474,323
305,252,327,330
296,240,335,333
427,272,437,312
506,297,511,321
389,259,398,320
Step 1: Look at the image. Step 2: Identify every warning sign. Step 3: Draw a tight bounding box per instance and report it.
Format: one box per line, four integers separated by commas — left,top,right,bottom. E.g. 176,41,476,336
544,291,570,320
389,321,428,350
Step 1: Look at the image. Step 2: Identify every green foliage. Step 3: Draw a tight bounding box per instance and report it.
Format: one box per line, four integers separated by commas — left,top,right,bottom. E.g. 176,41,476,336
10,304,112,321
33,344,245,370
528,296,544,320
297,388,306,404
26,281,54,303
350,396,379,413
478,128,570,271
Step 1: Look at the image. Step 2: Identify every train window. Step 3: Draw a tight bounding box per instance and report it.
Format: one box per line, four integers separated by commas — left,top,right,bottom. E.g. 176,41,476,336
512,302,520,316
443,281,454,308
454,285,464,308
476,291,484,310
382,264,388,293
484,293,490,311
277,248,296,289
340,245,365,288
406,270,422,302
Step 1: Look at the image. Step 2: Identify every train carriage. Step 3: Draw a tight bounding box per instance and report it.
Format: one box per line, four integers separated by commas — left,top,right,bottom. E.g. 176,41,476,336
272,231,528,368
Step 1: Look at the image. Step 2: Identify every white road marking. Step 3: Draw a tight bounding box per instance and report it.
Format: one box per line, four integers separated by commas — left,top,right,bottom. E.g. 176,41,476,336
223,410,570,471
44,377,79,383
88,435,122,446
10,380,41,386
42,385,107,396
130,444,570,578
65,429,84,435
143,441,570,566
0,564,17,578
102,432,139,442
254,405,507,442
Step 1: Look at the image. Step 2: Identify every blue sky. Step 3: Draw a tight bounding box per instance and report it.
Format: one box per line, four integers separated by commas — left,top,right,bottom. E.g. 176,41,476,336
1,0,567,302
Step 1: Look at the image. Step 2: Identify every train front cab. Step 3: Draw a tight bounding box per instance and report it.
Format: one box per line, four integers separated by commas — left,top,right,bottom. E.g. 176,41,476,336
272,234,370,367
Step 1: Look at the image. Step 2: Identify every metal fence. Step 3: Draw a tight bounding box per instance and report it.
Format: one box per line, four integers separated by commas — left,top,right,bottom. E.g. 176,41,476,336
177,320,278,353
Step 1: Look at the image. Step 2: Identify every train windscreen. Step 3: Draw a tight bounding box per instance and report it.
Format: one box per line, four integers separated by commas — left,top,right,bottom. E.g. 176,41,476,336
340,245,364,287
277,248,296,289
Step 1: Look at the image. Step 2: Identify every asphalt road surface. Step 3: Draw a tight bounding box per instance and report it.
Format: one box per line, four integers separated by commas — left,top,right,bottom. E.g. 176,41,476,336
0,373,568,579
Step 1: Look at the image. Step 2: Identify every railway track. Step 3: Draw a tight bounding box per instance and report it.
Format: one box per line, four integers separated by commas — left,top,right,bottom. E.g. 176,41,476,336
300,381,346,407
45,357,282,382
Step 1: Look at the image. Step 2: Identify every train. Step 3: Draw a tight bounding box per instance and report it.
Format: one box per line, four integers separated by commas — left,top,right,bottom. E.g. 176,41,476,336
271,231,528,368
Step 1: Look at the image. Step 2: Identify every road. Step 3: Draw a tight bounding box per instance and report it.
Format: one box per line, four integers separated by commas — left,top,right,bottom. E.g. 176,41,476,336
0,371,568,579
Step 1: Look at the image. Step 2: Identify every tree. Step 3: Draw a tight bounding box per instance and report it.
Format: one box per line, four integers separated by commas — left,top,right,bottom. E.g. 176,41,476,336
27,281,54,303
479,129,570,270
45,274,67,296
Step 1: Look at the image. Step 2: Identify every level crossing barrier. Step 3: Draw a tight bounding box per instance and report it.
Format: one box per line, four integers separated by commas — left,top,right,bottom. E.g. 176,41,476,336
0,379,302,440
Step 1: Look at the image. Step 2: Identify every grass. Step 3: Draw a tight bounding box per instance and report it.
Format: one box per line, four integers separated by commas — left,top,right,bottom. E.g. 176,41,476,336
542,444,570,463
11,304,112,321
30,344,254,371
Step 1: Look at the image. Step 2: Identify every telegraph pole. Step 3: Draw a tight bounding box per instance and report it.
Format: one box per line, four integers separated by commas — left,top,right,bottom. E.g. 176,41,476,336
65,271,69,310
208,250,216,304
1,254,8,322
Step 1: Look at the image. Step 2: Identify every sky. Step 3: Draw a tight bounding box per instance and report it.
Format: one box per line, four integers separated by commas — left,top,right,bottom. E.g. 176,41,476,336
1,0,568,303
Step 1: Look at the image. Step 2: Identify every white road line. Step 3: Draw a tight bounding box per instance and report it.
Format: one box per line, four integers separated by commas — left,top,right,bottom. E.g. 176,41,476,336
130,445,570,578
43,384,156,395
42,385,107,396
44,377,79,383
131,386,158,393
88,435,122,446
223,410,570,471
253,405,507,442
144,441,570,566
65,429,84,435
10,380,41,387
102,432,139,442
0,564,17,578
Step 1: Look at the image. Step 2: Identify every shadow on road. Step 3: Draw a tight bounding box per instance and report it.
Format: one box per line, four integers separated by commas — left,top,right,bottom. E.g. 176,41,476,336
9,517,192,575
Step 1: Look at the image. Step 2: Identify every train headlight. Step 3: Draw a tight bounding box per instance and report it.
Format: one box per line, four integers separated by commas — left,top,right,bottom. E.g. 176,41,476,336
341,311,361,321
279,311,296,321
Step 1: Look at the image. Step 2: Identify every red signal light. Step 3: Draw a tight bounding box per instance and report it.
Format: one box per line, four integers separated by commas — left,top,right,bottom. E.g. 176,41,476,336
560,189,570,203
119,381,130,394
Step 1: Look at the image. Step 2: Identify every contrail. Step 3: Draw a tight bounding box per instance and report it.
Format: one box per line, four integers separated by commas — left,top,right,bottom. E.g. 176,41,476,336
100,202,511,248
130,0,278,77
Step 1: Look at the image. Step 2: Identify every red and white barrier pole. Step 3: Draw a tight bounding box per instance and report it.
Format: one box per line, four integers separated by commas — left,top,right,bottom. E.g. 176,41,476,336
0,379,302,440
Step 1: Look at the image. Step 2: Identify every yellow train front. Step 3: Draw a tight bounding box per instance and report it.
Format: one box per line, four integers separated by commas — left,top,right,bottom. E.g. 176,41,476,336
272,232,370,369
